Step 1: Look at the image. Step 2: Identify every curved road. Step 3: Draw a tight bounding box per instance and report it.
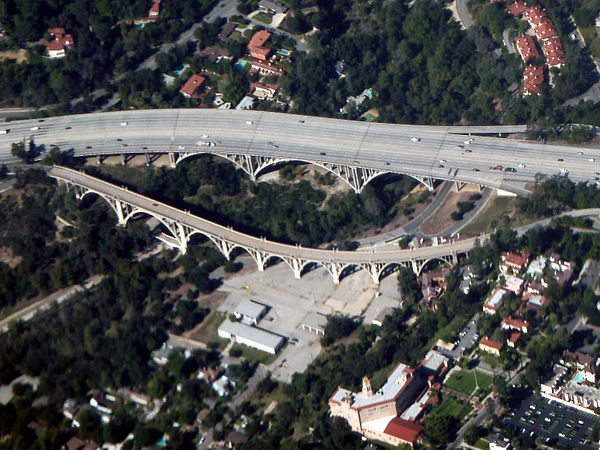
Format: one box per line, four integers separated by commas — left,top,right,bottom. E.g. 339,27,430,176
4,109,596,195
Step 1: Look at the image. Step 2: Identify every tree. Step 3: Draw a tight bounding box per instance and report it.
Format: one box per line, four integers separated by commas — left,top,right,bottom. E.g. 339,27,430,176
424,414,458,447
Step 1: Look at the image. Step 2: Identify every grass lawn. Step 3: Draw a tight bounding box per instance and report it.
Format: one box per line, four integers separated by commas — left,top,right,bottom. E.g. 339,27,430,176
190,311,228,349
229,343,279,365
446,370,493,396
475,438,490,449
461,195,518,235
425,314,466,350
253,12,273,24
482,355,500,369
432,397,472,420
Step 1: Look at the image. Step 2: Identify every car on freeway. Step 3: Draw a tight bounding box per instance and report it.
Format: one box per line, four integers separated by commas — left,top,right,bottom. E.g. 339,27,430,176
246,120,253,125
385,162,390,165
437,164,444,168
578,151,584,155
319,152,326,155
472,168,480,171
519,163,526,167
178,146,185,150
557,158,564,162
411,137,420,142
117,138,122,141
589,158,596,162
65,126,72,130
465,149,472,153
201,134,208,138
30,126,40,131
505,167,517,172
456,145,464,149
86,146,92,149
440,159,447,163
299,120,305,123
120,122,128,126
152,203,158,206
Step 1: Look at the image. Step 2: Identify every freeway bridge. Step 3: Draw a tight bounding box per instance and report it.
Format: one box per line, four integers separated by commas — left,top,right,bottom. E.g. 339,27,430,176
3,109,596,195
50,166,487,284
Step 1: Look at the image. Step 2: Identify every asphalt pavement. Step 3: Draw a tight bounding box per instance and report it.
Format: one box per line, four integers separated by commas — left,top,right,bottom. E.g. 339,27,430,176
456,0,475,29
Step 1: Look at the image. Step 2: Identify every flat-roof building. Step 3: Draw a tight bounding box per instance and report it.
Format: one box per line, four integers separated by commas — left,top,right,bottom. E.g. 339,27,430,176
483,287,508,314
218,319,284,354
302,312,327,335
234,299,267,325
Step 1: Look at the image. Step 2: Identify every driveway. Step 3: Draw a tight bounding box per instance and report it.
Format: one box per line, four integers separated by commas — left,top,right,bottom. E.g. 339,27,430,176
456,0,475,29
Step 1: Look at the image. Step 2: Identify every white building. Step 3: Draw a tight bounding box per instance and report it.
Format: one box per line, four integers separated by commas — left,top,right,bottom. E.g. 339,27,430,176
302,312,327,335
234,299,267,325
218,319,284,354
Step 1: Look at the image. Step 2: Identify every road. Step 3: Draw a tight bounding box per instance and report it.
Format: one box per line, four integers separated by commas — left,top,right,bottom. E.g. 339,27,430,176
456,0,475,29
0,275,104,332
4,109,599,195
49,166,487,269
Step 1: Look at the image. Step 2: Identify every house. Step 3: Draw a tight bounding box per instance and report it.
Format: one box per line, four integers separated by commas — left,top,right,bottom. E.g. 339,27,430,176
218,22,236,43
259,0,288,14
225,431,249,448
149,0,160,17
505,1,528,17
249,59,284,76
561,350,599,384
218,319,285,354
329,362,425,448
152,343,174,365
549,254,575,283
250,81,279,100
489,435,512,450
479,336,504,356
236,95,255,110
515,35,540,63
42,28,74,58
198,45,231,63
503,276,525,295
501,316,529,333
90,393,118,423
179,74,206,99
248,30,272,61
483,287,508,314
524,292,548,310
542,37,565,67
507,331,521,348
234,299,267,325
523,65,544,95
500,251,531,273
527,256,547,278
62,399,79,421
197,366,224,383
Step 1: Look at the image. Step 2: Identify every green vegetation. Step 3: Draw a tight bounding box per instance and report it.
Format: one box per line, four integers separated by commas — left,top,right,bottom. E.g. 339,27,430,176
86,159,417,248
462,195,519,234
432,397,473,420
253,12,273,24
190,311,228,348
445,370,492,395
451,200,476,221
229,343,279,364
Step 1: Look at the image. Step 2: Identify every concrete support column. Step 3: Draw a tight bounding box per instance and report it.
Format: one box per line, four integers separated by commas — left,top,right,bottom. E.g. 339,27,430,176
145,153,151,166
120,153,126,165
168,152,177,168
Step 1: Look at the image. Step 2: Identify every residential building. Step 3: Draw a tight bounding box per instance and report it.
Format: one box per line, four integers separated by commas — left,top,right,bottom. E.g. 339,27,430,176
225,431,248,448
541,364,569,395
198,45,231,63
248,30,272,61
501,316,529,333
489,435,512,450
259,0,288,14
251,81,279,100
523,65,544,95
218,22,236,43
524,292,548,310
236,95,255,110
152,343,174,365
527,256,547,278
42,28,74,58
507,331,521,348
542,364,600,414
302,312,327,335
500,251,531,274
503,275,525,295
89,393,117,423
149,0,160,17
549,254,575,284
249,59,284,76
561,350,599,384
505,1,528,16
179,74,206,99
479,336,504,356
543,37,565,67
197,366,224,383
234,299,267,325
218,319,285,354
515,35,540,63
329,363,425,447
483,287,508,314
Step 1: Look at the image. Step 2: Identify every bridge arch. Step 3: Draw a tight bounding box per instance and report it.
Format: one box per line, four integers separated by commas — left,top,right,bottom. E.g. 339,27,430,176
415,256,456,276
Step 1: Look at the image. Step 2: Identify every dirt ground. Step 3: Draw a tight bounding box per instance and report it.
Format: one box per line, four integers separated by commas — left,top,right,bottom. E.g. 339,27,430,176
419,191,474,236
0,49,28,63
0,247,21,268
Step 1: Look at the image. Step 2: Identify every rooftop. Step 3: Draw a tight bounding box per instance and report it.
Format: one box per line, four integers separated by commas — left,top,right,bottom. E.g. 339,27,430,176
235,299,267,319
330,361,415,410
383,417,424,444
484,287,508,311
480,336,504,351
219,319,284,349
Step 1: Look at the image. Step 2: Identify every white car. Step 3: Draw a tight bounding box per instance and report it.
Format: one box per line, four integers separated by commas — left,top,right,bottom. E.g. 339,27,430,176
201,134,208,138
120,121,128,126
178,145,185,150
578,151,584,155
411,137,420,142
589,158,595,162
246,120,253,125
519,163,526,168
30,126,39,131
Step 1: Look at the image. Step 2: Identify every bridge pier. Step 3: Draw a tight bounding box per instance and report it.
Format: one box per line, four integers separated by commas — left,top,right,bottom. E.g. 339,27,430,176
247,248,268,271
97,155,106,165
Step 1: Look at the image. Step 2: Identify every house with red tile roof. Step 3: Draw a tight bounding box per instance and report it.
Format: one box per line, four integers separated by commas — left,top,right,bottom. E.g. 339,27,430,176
248,30,272,61
42,28,74,58
502,316,530,333
149,0,160,17
501,251,531,274
515,35,540,63
523,65,544,95
479,336,504,356
505,1,528,17
383,418,424,447
179,74,206,99
250,81,279,100
507,331,522,348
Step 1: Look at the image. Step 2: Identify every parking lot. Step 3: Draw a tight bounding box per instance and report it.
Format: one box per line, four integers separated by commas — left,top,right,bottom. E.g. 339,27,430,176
504,394,599,449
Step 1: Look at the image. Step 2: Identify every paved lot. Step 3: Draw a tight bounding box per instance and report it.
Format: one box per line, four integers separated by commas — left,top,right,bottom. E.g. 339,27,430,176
505,394,599,449
213,254,403,382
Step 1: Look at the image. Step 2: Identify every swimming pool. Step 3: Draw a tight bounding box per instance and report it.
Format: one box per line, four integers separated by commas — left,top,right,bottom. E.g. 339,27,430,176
235,60,249,70
574,372,585,383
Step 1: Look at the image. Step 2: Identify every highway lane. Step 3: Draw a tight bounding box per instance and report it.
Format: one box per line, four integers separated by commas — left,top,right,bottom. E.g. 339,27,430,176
49,166,485,266
1,110,598,193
